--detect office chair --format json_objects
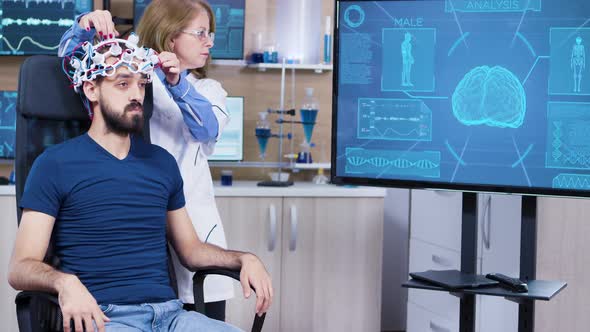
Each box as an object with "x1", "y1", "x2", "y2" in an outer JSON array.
[{"x1": 14, "y1": 55, "x2": 265, "y2": 332}]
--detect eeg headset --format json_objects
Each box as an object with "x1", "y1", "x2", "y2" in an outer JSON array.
[{"x1": 63, "y1": 33, "x2": 160, "y2": 118}]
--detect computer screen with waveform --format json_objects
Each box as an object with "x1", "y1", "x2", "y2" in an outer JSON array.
[
  {"x1": 0, "y1": 91, "x2": 16, "y2": 159},
  {"x1": 134, "y1": 0, "x2": 245, "y2": 60},
  {"x1": 0, "y1": 0, "x2": 93, "y2": 55},
  {"x1": 332, "y1": 0, "x2": 590, "y2": 197}
]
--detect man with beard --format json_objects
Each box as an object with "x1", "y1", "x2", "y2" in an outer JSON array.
[{"x1": 8, "y1": 38, "x2": 272, "y2": 332}]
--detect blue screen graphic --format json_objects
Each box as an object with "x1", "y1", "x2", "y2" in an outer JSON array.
[
  {"x1": 0, "y1": 0, "x2": 93, "y2": 55},
  {"x1": 0, "y1": 91, "x2": 16, "y2": 159},
  {"x1": 134, "y1": 0, "x2": 245, "y2": 59},
  {"x1": 208, "y1": 96, "x2": 244, "y2": 161},
  {"x1": 334, "y1": 0, "x2": 590, "y2": 195}
]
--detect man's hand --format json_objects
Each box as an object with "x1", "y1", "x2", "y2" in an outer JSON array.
[
  {"x1": 239, "y1": 253, "x2": 273, "y2": 316},
  {"x1": 159, "y1": 52, "x2": 181, "y2": 86},
  {"x1": 57, "y1": 275, "x2": 110, "y2": 332},
  {"x1": 79, "y1": 10, "x2": 119, "y2": 39}
]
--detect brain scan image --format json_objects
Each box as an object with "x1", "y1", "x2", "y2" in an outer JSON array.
[{"x1": 452, "y1": 66, "x2": 527, "y2": 129}]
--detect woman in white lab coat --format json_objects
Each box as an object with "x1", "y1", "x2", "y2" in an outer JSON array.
[{"x1": 58, "y1": 0, "x2": 235, "y2": 321}]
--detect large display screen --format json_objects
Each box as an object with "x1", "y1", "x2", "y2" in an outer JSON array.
[
  {"x1": 0, "y1": 0, "x2": 93, "y2": 55},
  {"x1": 332, "y1": 0, "x2": 590, "y2": 197},
  {"x1": 134, "y1": 0, "x2": 245, "y2": 59},
  {"x1": 0, "y1": 91, "x2": 16, "y2": 159},
  {"x1": 208, "y1": 96, "x2": 244, "y2": 161}
]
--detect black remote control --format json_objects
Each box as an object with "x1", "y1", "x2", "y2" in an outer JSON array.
[{"x1": 486, "y1": 273, "x2": 528, "y2": 293}]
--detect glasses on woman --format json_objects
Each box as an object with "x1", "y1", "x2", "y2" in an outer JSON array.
[{"x1": 182, "y1": 28, "x2": 215, "y2": 43}]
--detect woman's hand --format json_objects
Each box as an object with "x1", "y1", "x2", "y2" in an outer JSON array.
[
  {"x1": 79, "y1": 10, "x2": 120, "y2": 39},
  {"x1": 159, "y1": 52, "x2": 182, "y2": 86}
]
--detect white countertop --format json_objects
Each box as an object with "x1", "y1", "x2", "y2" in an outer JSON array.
[
  {"x1": 213, "y1": 181, "x2": 386, "y2": 197},
  {"x1": 0, "y1": 182, "x2": 386, "y2": 198},
  {"x1": 0, "y1": 185, "x2": 14, "y2": 196}
]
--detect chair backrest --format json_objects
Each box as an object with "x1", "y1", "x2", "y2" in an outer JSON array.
[{"x1": 15, "y1": 55, "x2": 154, "y2": 222}]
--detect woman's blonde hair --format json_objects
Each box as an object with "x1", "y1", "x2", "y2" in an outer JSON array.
[{"x1": 136, "y1": 0, "x2": 215, "y2": 79}]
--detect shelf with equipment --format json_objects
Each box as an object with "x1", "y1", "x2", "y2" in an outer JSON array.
[{"x1": 246, "y1": 63, "x2": 333, "y2": 73}]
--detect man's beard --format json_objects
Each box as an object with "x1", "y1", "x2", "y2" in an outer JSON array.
[{"x1": 99, "y1": 97, "x2": 144, "y2": 136}]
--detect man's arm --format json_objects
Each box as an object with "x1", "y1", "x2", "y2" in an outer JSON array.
[
  {"x1": 8, "y1": 210, "x2": 109, "y2": 332},
  {"x1": 9, "y1": 210, "x2": 63, "y2": 291},
  {"x1": 167, "y1": 207, "x2": 273, "y2": 315}
]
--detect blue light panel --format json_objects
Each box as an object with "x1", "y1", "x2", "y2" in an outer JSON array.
[
  {"x1": 0, "y1": 0, "x2": 93, "y2": 55},
  {"x1": 333, "y1": 0, "x2": 590, "y2": 196}
]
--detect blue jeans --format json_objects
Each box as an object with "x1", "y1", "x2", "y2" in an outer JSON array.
[{"x1": 97, "y1": 299, "x2": 242, "y2": 331}]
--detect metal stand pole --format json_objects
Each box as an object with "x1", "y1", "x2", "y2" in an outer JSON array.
[{"x1": 460, "y1": 192, "x2": 478, "y2": 332}]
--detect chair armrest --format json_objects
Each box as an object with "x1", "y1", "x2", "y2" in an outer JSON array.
[
  {"x1": 192, "y1": 267, "x2": 240, "y2": 311},
  {"x1": 16, "y1": 290, "x2": 60, "y2": 306},
  {"x1": 16, "y1": 291, "x2": 63, "y2": 332},
  {"x1": 194, "y1": 267, "x2": 241, "y2": 281},
  {"x1": 192, "y1": 267, "x2": 266, "y2": 332}
]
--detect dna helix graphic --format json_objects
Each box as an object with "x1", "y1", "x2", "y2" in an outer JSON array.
[
  {"x1": 346, "y1": 155, "x2": 439, "y2": 170},
  {"x1": 553, "y1": 174, "x2": 590, "y2": 190},
  {"x1": 562, "y1": 150, "x2": 590, "y2": 167}
]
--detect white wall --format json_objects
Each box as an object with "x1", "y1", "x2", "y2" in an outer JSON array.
[{"x1": 0, "y1": 194, "x2": 19, "y2": 331}]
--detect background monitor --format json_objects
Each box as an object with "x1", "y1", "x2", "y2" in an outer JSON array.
[
  {"x1": 134, "y1": 0, "x2": 245, "y2": 59},
  {"x1": 208, "y1": 96, "x2": 244, "y2": 161},
  {"x1": 332, "y1": 0, "x2": 590, "y2": 197},
  {"x1": 0, "y1": 91, "x2": 16, "y2": 159},
  {"x1": 0, "y1": 0, "x2": 93, "y2": 55}
]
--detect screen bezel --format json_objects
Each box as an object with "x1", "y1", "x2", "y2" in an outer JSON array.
[
  {"x1": 208, "y1": 96, "x2": 245, "y2": 162},
  {"x1": 330, "y1": 0, "x2": 590, "y2": 198},
  {"x1": 0, "y1": 1, "x2": 94, "y2": 56},
  {"x1": 132, "y1": 0, "x2": 246, "y2": 60}
]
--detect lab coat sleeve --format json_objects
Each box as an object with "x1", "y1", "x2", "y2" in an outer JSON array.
[
  {"x1": 166, "y1": 73, "x2": 220, "y2": 143},
  {"x1": 201, "y1": 80, "x2": 230, "y2": 156},
  {"x1": 58, "y1": 13, "x2": 95, "y2": 57}
]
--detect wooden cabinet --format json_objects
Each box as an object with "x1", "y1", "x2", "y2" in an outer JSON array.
[
  {"x1": 217, "y1": 195, "x2": 384, "y2": 332},
  {"x1": 216, "y1": 197, "x2": 283, "y2": 331}
]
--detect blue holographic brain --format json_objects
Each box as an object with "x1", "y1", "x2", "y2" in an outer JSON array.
[{"x1": 452, "y1": 66, "x2": 526, "y2": 129}]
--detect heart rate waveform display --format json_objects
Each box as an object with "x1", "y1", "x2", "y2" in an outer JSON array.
[
  {"x1": 357, "y1": 98, "x2": 432, "y2": 141},
  {"x1": 333, "y1": 1, "x2": 590, "y2": 197},
  {"x1": 0, "y1": 0, "x2": 92, "y2": 55}
]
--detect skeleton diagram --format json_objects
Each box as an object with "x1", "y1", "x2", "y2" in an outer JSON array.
[{"x1": 571, "y1": 36, "x2": 586, "y2": 93}]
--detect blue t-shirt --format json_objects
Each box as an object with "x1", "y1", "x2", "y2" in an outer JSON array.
[{"x1": 20, "y1": 133, "x2": 185, "y2": 305}]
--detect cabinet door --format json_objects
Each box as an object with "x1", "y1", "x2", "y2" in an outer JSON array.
[
  {"x1": 216, "y1": 197, "x2": 282, "y2": 331},
  {"x1": 280, "y1": 197, "x2": 384, "y2": 332},
  {"x1": 411, "y1": 190, "x2": 463, "y2": 253},
  {"x1": 476, "y1": 194, "x2": 521, "y2": 332},
  {"x1": 408, "y1": 238, "x2": 460, "y2": 320},
  {"x1": 407, "y1": 301, "x2": 458, "y2": 332}
]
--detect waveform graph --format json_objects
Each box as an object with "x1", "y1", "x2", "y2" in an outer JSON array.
[
  {"x1": 0, "y1": 0, "x2": 92, "y2": 55},
  {"x1": 345, "y1": 147, "x2": 440, "y2": 178},
  {"x1": 0, "y1": 91, "x2": 17, "y2": 159},
  {"x1": 553, "y1": 174, "x2": 590, "y2": 190},
  {"x1": 3, "y1": 0, "x2": 77, "y2": 10},
  {"x1": 546, "y1": 102, "x2": 590, "y2": 170},
  {"x1": 357, "y1": 98, "x2": 432, "y2": 141}
]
